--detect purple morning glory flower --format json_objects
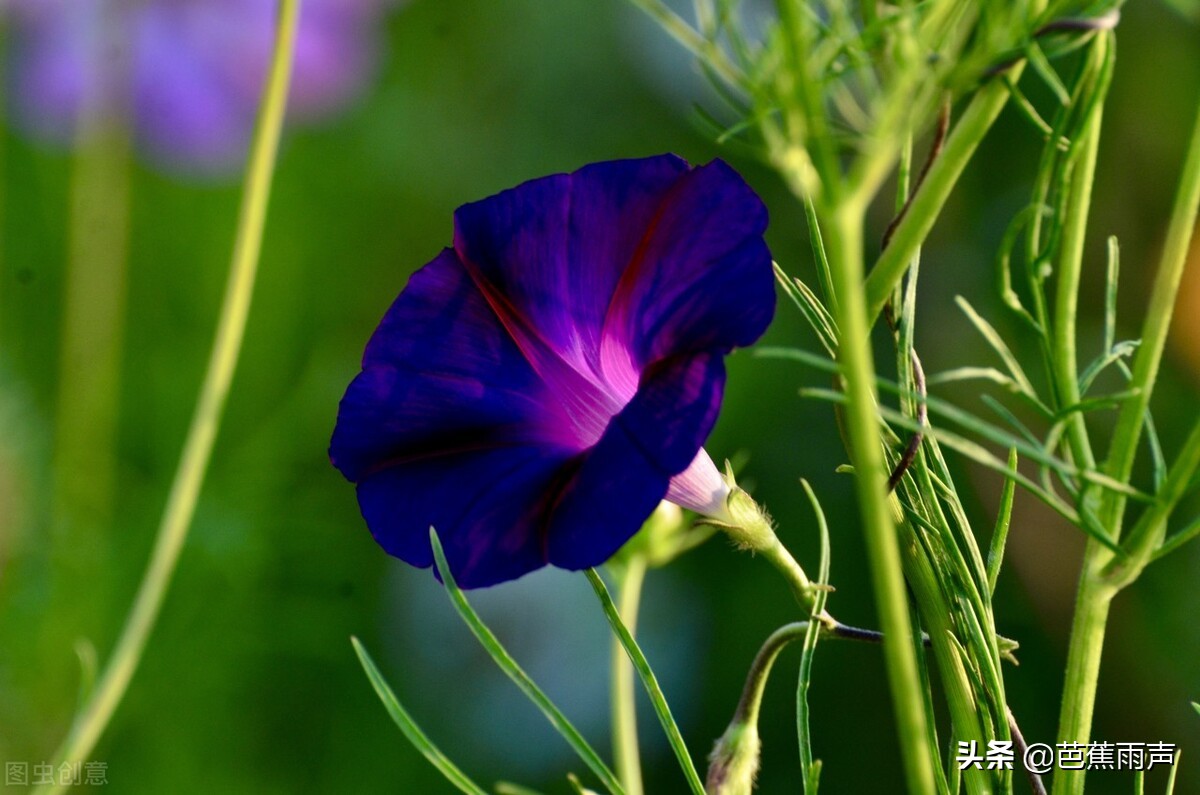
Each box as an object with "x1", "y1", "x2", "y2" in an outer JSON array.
[
  {"x1": 6, "y1": 0, "x2": 387, "y2": 176},
  {"x1": 330, "y1": 155, "x2": 775, "y2": 588}
]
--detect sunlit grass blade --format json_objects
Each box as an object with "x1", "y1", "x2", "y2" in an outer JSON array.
[
  {"x1": 797, "y1": 479, "x2": 829, "y2": 794},
  {"x1": 429, "y1": 530, "x2": 625, "y2": 795},
  {"x1": 350, "y1": 637, "x2": 488, "y2": 795},
  {"x1": 584, "y1": 569, "x2": 705, "y2": 795},
  {"x1": 987, "y1": 449, "x2": 1018, "y2": 594}
]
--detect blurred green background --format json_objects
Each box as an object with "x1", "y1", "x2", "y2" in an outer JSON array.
[{"x1": 1, "y1": 1, "x2": 1199, "y2": 792}]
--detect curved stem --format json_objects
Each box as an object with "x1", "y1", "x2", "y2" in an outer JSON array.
[
  {"x1": 33, "y1": 3, "x2": 301, "y2": 790},
  {"x1": 612, "y1": 558, "x2": 647, "y2": 795}
]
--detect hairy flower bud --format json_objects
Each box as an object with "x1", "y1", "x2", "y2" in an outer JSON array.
[{"x1": 706, "y1": 721, "x2": 762, "y2": 795}]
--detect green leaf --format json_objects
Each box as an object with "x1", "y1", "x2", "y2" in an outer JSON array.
[
  {"x1": 774, "y1": 262, "x2": 838, "y2": 357},
  {"x1": 986, "y1": 449, "x2": 1018, "y2": 594},
  {"x1": 429, "y1": 530, "x2": 626, "y2": 795},
  {"x1": 350, "y1": 637, "x2": 488, "y2": 795},
  {"x1": 584, "y1": 569, "x2": 705, "y2": 795}
]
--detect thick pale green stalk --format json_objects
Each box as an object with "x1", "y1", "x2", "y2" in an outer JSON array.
[
  {"x1": 33, "y1": 3, "x2": 301, "y2": 790},
  {"x1": 864, "y1": 78, "x2": 1018, "y2": 325},
  {"x1": 612, "y1": 559, "x2": 647, "y2": 795},
  {"x1": 1053, "y1": 91, "x2": 1200, "y2": 795},
  {"x1": 823, "y1": 204, "x2": 937, "y2": 794}
]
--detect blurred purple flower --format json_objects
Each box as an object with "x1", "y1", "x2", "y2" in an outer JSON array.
[
  {"x1": 6, "y1": 0, "x2": 388, "y2": 176},
  {"x1": 330, "y1": 155, "x2": 775, "y2": 588}
]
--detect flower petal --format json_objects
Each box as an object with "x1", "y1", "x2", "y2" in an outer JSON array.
[
  {"x1": 356, "y1": 446, "x2": 572, "y2": 588},
  {"x1": 546, "y1": 352, "x2": 726, "y2": 569},
  {"x1": 331, "y1": 248, "x2": 573, "y2": 482},
  {"x1": 601, "y1": 159, "x2": 775, "y2": 366},
  {"x1": 452, "y1": 154, "x2": 690, "y2": 392}
]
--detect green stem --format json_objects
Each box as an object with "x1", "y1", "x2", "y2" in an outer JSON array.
[
  {"x1": 735, "y1": 622, "x2": 810, "y2": 725},
  {"x1": 1053, "y1": 71, "x2": 1200, "y2": 795},
  {"x1": 1050, "y1": 567, "x2": 1116, "y2": 795},
  {"x1": 612, "y1": 558, "x2": 647, "y2": 795},
  {"x1": 33, "y1": 3, "x2": 300, "y2": 790},
  {"x1": 864, "y1": 78, "x2": 1018, "y2": 325},
  {"x1": 1100, "y1": 94, "x2": 1200, "y2": 533},
  {"x1": 1110, "y1": 418, "x2": 1200, "y2": 582},
  {"x1": 823, "y1": 204, "x2": 937, "y2": 794}
]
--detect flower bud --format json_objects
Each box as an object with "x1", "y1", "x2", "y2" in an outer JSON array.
[{"x1": 706, "y1": 721, "x2": 762, "y2": 795}]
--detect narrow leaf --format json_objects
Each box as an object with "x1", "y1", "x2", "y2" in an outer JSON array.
[
  {"x1": 429, "y1": 530, "x2": 625, "y2": 795},
  {"x1": 955, "y1": 296, "x2": 1043, "y2": 409},
  {"x1": 351, "y1": 637, "x2": 488, "y2": 795},
  {"x1": 987, "y1": 449, "x2": 1018, "y2": 594},
  {"x1": 584, "y1": 569, "x2": 705, "y2": 795}
]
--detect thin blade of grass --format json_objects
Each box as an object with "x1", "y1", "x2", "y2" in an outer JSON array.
[
  {"x1": 584, "y1": 569, "x2": 704, "y2": 795},
  {"x1": 429, "y1": 530, "x2": 625, "y2": 795},
  {"x1": 351, "y1": 637, "x2": 488, "y2": 795},
  {"x1": 987, "y1": 449, "x2": 1019, "y2": 594}
]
